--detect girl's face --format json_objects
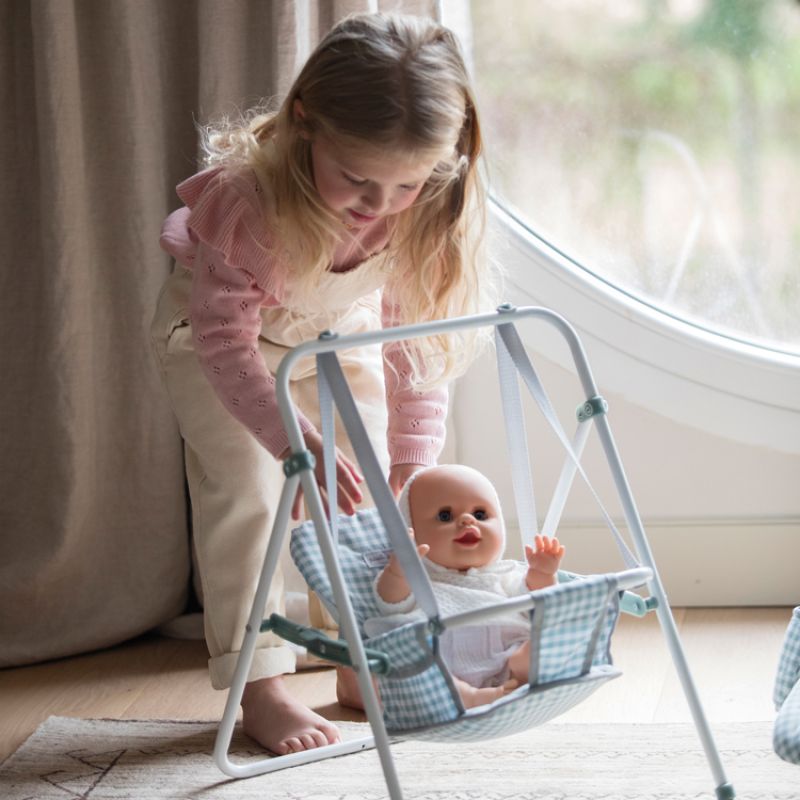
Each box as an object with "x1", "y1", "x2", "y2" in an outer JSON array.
[
  {"x1": 408, "y1": 466, "x2": 505, "y2": 572},
  {"x1": 307, "y1": 131, "x2": 442, "y2": 228}
]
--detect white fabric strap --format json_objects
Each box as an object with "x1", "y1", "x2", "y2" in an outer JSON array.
[
  {"x1": 316, "y1": 352, "x2": 442, "y2": 621},
  {"x1": 317, "y1": 359, "x2": 339, "y2": 545},
  {"x1": 541, "y1": 421, "x2": 592, "y2": 539},
  {"x1": 495, "y1": 328, "x2": 539, "y2": 551},
  {"x1": 496, "y1": 324, "x2": 640, "y2": 569}
]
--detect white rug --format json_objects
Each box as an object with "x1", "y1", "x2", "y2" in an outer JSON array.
[{"x1": 0, "y1": 717, "x2": 796, "y2": 799}]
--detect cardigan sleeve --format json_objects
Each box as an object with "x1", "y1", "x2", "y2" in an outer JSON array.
[
  {"x1": 160, "y1": 166, "x2": 314, "y2": 456},
  {"x1": 381, "y1": 292, "x2": 449, "y2": 467},
  {"x1": 188, "y1": 242, "x2": 315, "y2": 457},
  {"x1": 160, "y1": 166, "x2": 286, "y2": 302}
]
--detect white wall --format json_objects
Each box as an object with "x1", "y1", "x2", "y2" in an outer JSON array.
[{"x1": 445, "y1": 206, "x2": 800, "y2": 606}]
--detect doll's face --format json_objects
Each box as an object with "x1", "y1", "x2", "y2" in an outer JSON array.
[{"x1": 408, "y1": 465, "x2": 505, "y2": 572}]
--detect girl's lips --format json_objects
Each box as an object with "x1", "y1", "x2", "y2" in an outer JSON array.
[{"x1": 348, "y1": 209, "x2": 377, "y2": 224}]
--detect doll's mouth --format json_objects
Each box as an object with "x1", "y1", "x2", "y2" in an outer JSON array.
[{"x1": 454, "y1": 530, "x2": 481, "y2": 545}]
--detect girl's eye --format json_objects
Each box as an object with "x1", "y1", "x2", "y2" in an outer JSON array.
[
  {"x1": 400, "y1": 183, "x2": 419, "y2": 192},
  {"x1": 473, "y1": 509, "x2": 488, "y2": 520},
  {"x1": 343, "y1": 173, "x2": 367, "y2": 186},
  {"x1": 437, "y1": 509, "x2": 453, "y2": 522}
]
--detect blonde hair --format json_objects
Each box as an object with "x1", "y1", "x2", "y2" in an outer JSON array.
[{"x1": 200, "y1": 12, "x2": 499, "y2": 387}]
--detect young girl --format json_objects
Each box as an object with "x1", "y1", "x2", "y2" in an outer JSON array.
[{"x1": 150, "y1": 12, "x2": 496, "y2": 756}]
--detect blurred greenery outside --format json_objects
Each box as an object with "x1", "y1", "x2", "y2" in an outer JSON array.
[{"x1": 470, "y1": 0, "x2": 799, "y2": 353}]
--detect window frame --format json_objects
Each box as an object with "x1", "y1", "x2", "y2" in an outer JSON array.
[{"x1": 490, "y1": 197, "x2": 800, "y2": 456}]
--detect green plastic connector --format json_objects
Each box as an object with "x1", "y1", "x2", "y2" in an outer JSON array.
[
  {"x1": 282, "y1": 449, "x2": 316, "y2": 478},
  {"x1": 620, "y1": 592, "x2": 659, "y2": 617},
  {"x1": 261, "y1": 614, "x2": 390, "y2": 675},
  {"x1": 557, "y1": 570, "x2": 656, "y2": 618},
  {"x1": 715, "y1": 782, "x2": 736, "y2": 800},
  {"x1": 577, "y1": 396, "x2": 608, "y2": 422}
]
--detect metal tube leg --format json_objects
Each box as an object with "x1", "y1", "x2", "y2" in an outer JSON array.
[
  {"x1": 592, "y1": 415, "x2": 735, "y2": 797},
  {"x1": 214, "y1": 474, "x2": 297, "y2": 777},
  {"x1": 300, "y1": 470, "x2": 405, "y2": 799},
  {"x1": 213, "y1": 472, "x2": 379, "y2": 778}
]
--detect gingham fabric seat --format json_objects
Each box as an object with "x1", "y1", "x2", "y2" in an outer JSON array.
[
  {"x1": 773, "y1": 606, "x2": 800, "y2": 765},
  {"x1": 291, "y1": 507, "x2": 623, "y2": 740}
]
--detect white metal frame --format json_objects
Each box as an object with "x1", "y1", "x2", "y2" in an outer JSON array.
[{"x1": 212, "y1": 305, "x2": 735, "y2": 800}]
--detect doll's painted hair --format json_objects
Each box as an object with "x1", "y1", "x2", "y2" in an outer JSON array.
[{"x1": 200, "y1": 12, "x2": 499, "y2": 387}]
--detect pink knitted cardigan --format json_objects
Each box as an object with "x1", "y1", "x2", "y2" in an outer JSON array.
[{"x1": 159, "y1": 166, "x2": 447, "y2": 466}]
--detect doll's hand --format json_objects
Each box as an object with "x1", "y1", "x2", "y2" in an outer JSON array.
[
  {"x1": 384, "y1": 528, "x2": 429, "y2": 578},
  {"x1": 388, "y1": 463, "x2": 425, "y2": 497},
  {"x1": 525, "y1": 535, "x2": 565, "y2": 590},
  {"x1": 377, "y1": 528, "x2": 428, "y2": 604},
  {"x1": 410, "y1": 526, "x2": 431, "y2": 560}
]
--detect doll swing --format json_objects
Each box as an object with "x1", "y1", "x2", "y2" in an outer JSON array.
[{"x1": 213, "y1": 304, "x2": 736, "y2": 800}]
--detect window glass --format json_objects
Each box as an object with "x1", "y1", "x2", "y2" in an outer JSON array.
[{"x1": 470, "y1": 0, "x2": 800, "y2": 354}]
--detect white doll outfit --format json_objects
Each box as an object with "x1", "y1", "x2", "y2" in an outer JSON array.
[
  {"x1": 369, "y1": 465, "x2": 525, "y2": 687},
  {"x1": 365, "y1": 557, "x2": 531, "y2": 688}
]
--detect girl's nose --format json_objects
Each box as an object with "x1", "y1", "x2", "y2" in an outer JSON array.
[{"x1": 361, "y1": 185, "x2": 387, "y2": 213}]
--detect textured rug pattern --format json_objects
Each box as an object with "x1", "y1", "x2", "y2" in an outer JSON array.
[{"x1": 0, "y1": 717, "x2": 796, "y2": 799}]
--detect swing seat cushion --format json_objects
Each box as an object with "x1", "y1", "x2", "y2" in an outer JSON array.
[
  {"x1": 290, "y1": 508, "x2": 624, "y2": 739},
  {"x1": 362, "y1": 586, "x2": 621, "y2": 739},
  {"x1": 290, "y1": 508, "x2": 392, "y2": 633},
  {"x1": 773, "y1": 606, "x2": 800, "y2": 765}
]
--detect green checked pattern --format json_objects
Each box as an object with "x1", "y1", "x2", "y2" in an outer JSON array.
[
  {"x1": 290, "y1": 507, "x2": 623, "y2": 740},
  {"x1": 774, "y1": 606, "x2": 800, "y2": 765}
]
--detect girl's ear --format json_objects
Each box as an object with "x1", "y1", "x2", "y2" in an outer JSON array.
[{"x1": 293, "y1": 99, "x2": 312, "y2": 140}]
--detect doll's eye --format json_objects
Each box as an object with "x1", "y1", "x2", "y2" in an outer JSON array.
[
  {"x1": 473, "y1": 508, "x2": 488, "y2": 520},
  {"x1": 437, "y1": 509, "x2": 453, "y2": 522}
]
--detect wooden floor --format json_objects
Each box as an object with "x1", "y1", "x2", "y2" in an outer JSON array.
[{"x1": 0, "y1": 607, "x2": 790, "y2": 765}]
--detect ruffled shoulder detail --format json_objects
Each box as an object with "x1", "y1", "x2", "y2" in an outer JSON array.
[{"x1": 175, "y1": 166, "x2": 286, "y2": 300}]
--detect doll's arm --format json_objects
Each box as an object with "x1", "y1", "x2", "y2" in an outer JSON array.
[
  {"x1": 375, "y1": 529, "x2": 430, "y2": 605},
  {"x1": 524, "y1": 535, "x2": 565, "y2": 591}
]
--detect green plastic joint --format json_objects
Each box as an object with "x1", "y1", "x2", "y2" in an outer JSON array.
[
  {"x1": 619, "y1": 592, "x2": 658, "y2": 617},
  {"x1": 428, "y1": 615, "x2": 446, "y2": 637},
  {"x1": 261, "y1": 614, "x2": 390, "y2": 675},
  {"x1": 577, "y1": 396, "x2": 608, "y2": 422},
  {"x1": 715, "y1": 783, "x2": 736, "y2": 800},
  {"x1": 282, "y1": 449, "x2": 316, "y2": 478},
  {"x1": 497, "y1": 302, "x2": 516, "y2": 313}
]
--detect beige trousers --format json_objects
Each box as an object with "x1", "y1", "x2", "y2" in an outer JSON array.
[{"x1": 150, "y1": 266, "x2": 389, "y2": 689}]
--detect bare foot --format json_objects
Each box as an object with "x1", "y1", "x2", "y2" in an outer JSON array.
[
  {"x1": 455, "y1": 677, "x2": 519, "y2": 709},
  {"x1": 241, "y1": 675, "x2": 341, "y2": 755},
  {"x1": 335, "y1": 665, "x2": 381, "y2": 711}
]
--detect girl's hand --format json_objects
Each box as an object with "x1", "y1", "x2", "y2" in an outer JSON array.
[
  {"x1": 281, "y1": 429, "x2": 364, "y2": 520},
  {"x1": 388, "y1": 463, "x2": 425, "y2": 497}
]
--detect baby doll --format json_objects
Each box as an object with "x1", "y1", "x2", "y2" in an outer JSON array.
[{"x1": 370, "y1": 464, "x2": 565, "y2": 709}]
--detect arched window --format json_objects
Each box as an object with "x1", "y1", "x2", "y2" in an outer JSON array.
[
  {"x1": 469, "y1": 0, "x2": 799, "y2": 356},
  {"x1": 444, "y1": 1, "x2": 800, "y2": 604}
]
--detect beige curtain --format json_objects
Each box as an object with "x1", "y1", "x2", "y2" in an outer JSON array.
[{"x1": 0, "y1": 0, "x2": 435, "y2": 668}]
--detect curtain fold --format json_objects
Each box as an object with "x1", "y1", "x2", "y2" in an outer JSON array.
[{"x1": 0, "y1": 0, "x2": 436, "y2": 668}]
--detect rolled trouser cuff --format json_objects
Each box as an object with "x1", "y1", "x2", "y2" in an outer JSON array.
[{"x1": 209, "y1": 643, "x2": 297, "y2": 690}]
